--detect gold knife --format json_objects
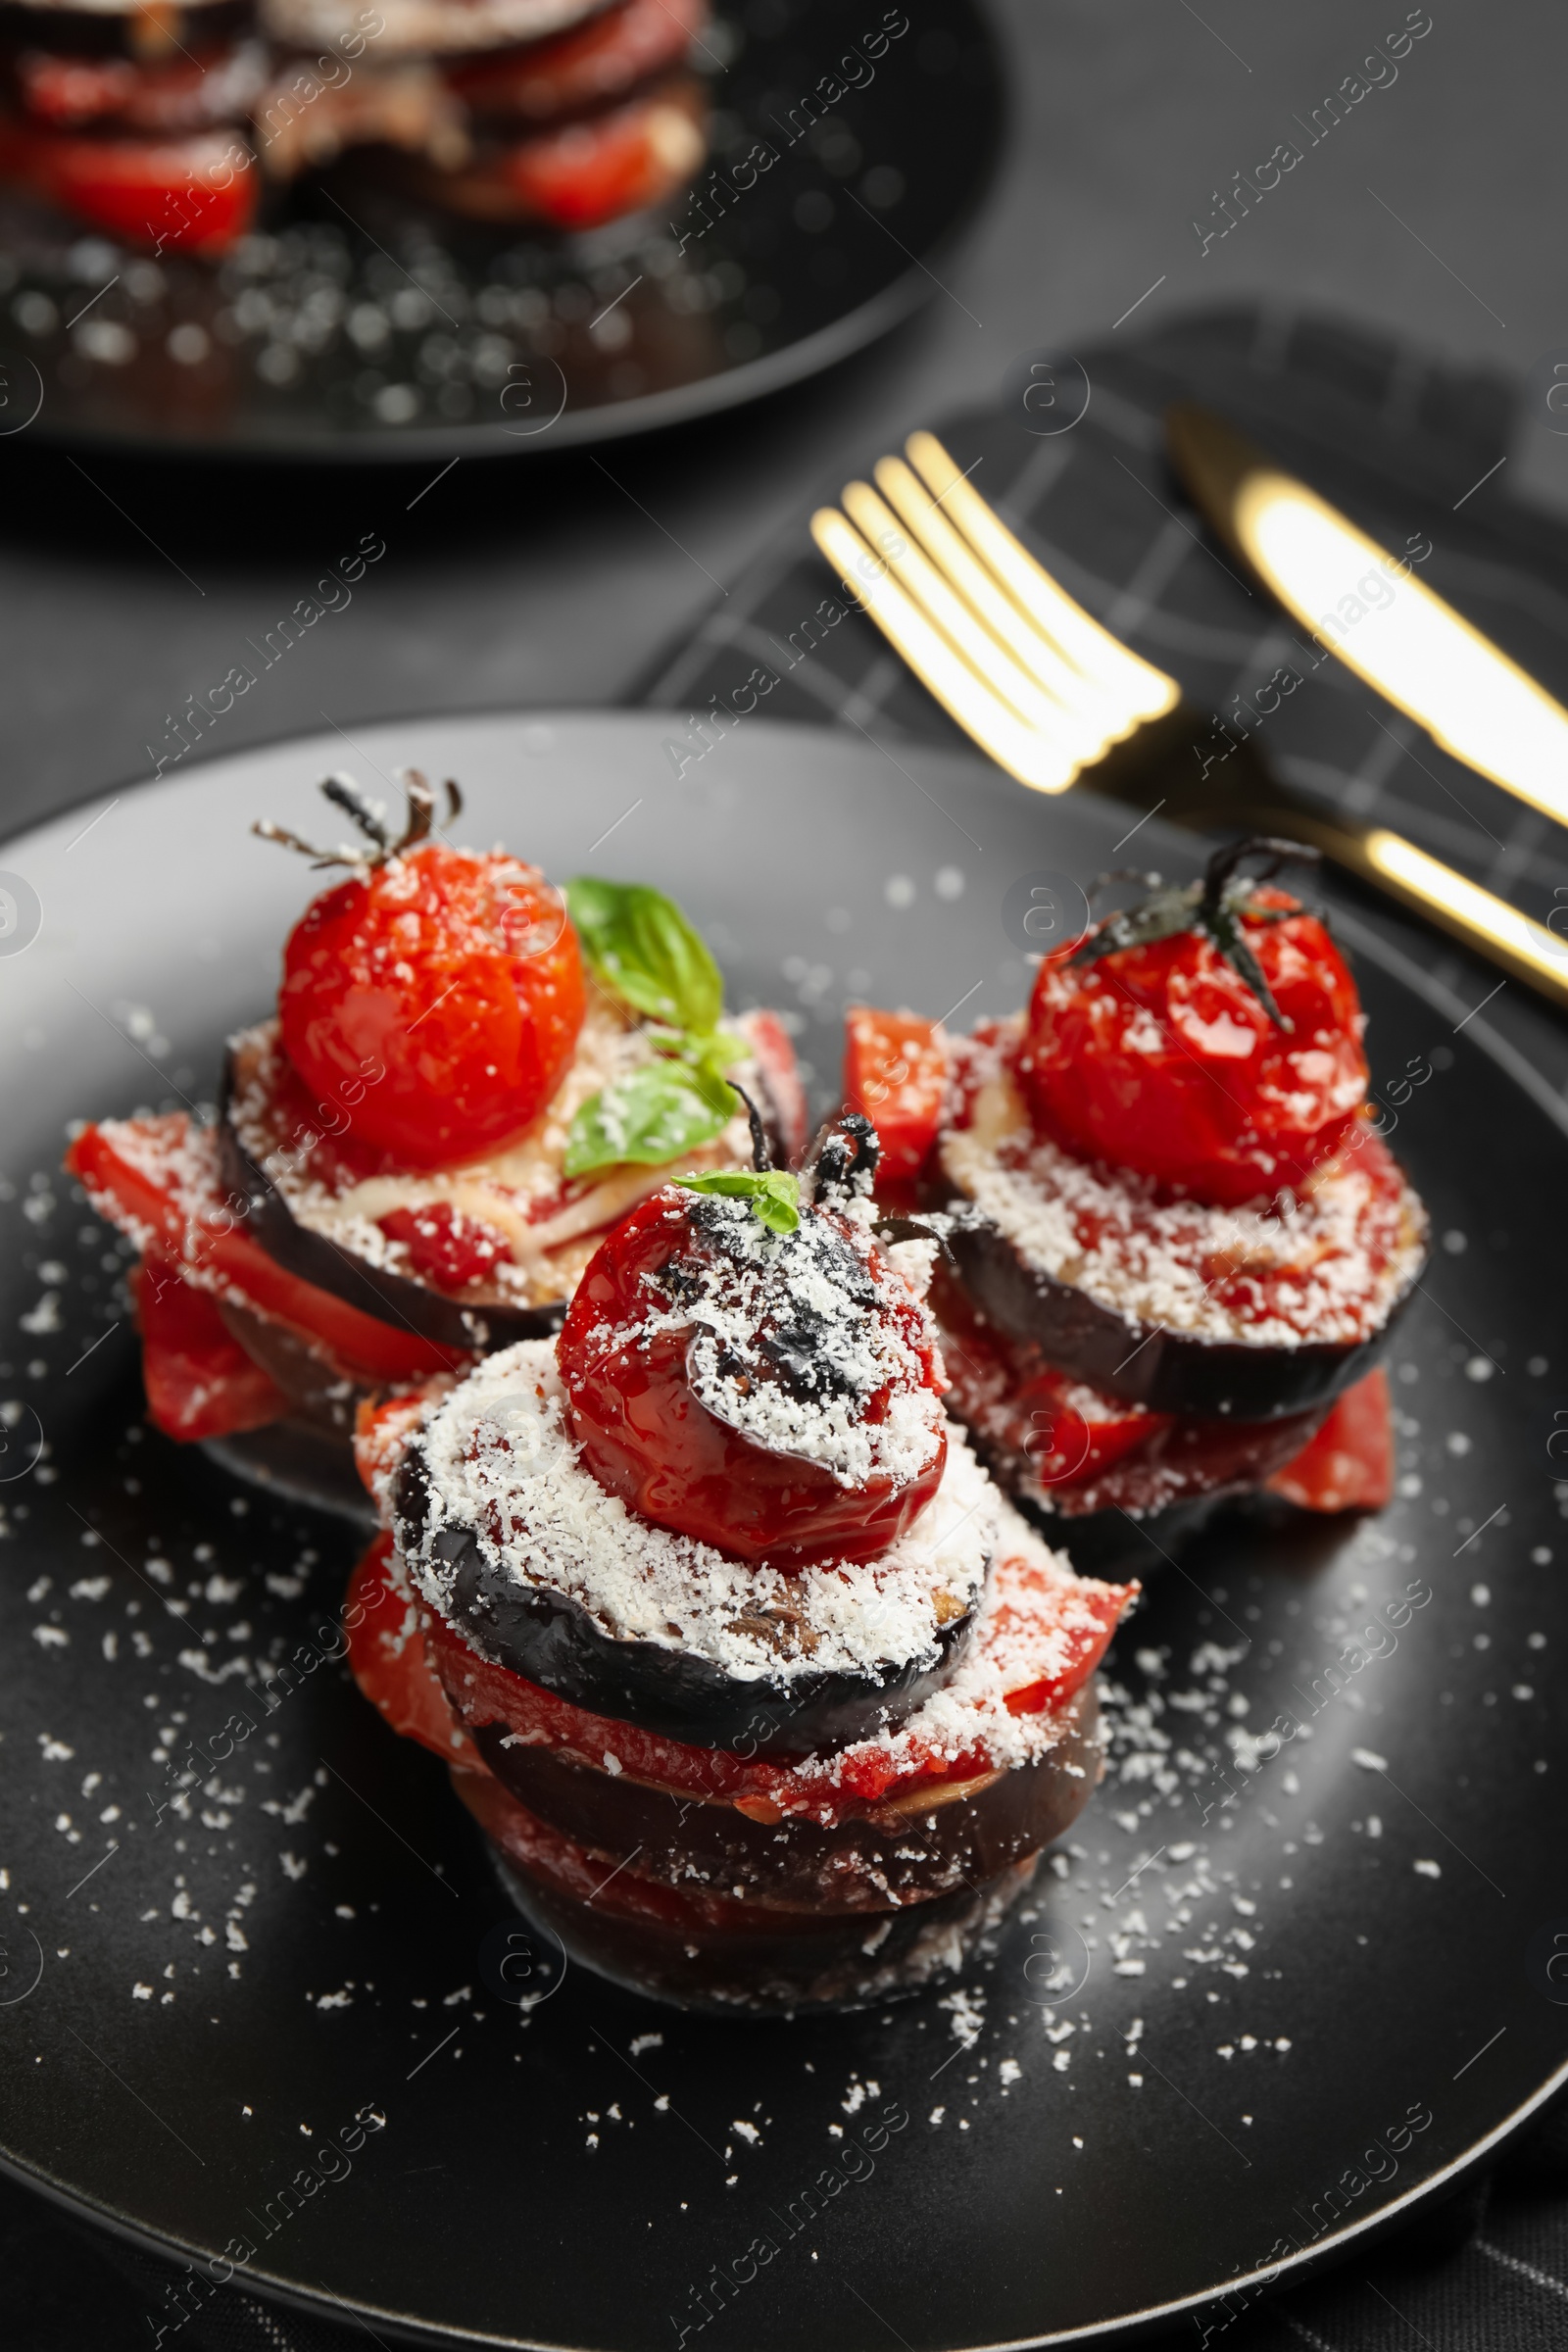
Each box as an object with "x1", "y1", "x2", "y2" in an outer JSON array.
[{"x1": 1165, "y1": 402, "x2": 1568, "y2": 830}]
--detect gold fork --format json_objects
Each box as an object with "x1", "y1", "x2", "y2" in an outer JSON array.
[{"x1": 810, "y1": 431, "x2": 1568, "y2": 1013}]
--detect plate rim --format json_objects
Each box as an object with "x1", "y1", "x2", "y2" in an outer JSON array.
[
  {"x1": 7, "y1": 702, "x2": 1557, "y2": 1152},
  {"x1": 2, "y1": 704, "x2": 1564, "y2": 2348},
  {"x1": 3, "y1": 2054, "x2": 1564, "y2": 2351}
]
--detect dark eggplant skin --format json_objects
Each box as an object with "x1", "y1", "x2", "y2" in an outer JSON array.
[
  {"x1": 933, "y1": 1193, "x2": 1422, "y2": 1421},
  {"x1": 466, "y1": 1777, "x2": 1044, "y2": 2015},
  {"x1": 0, "y1": 0, "x2": 251, "y2": 53},
  {"x1": 488, "y1": 1846, "x2": 1039, "y2": 2016},
  {"x1": 218, "y1": 1050, "x2": 563, "y2": 1353},
  {"x1": 201, "y1": 1422, "x2": 377, "y2": 1527},
  {"x1": 395, "y1": 1448, "x2": 980, "y2": 1753},
  {"x1": 1010, "y1": 1488, "x2": 1227, "y2": 1581},
  {"x1": 474, "y1": 1683, "x2": 1099, "y2": 1912}
]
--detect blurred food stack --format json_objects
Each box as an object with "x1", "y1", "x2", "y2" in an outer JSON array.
[
  {"x1": 0, "y1": 0, "x2": 711, "y2": 256},
  {"x1": 256, "y1": 0, "x2": 710, "y2": 230},
  {"x1": 0, "y1": 0, "x2": 266, "y2": 252}
]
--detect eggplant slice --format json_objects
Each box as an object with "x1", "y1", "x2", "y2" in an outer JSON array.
[
  {"x1": 939, "y1": 1203, "x2": 1417, "y2": 1419},
  {"x1": 474, "y1": 1682, "x2": 1100, "y2": 1911},
  {"x1": 398, "y1": 1447, "x2": 983, "y2": 1752},
  {"x1": 466, "y1": 1777, "x2": 1048, "y2": 2016},
  {"x1": 217, "y1": 1016, "x2": 802, "y2": 1357},
  {"x1": 218, "y1": 1054, "x2": 564, "y2": 1353},
  {"x1": 203, "y1": 1422, "x2": 377, "y2": 1526}
]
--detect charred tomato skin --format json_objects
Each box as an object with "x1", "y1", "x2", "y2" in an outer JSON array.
[
  {"x1": 557, "y1": 1191, "x2": 947, "y2": 1567},
  {"x1": 1021, "y1": 885, "x2": 1368, "y2": 1205},
  {"x1": 278, "y1": 843, "x2": 585, "y2": 1170}
]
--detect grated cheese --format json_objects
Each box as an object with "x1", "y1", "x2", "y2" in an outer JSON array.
[
  {"x1": 226, "y1": 1008, "x2": 779, "y2": 1311},
  {"x1": 941, "y1": 1048, "x2": 1425, "y2": 1349},
  {"x1": 402, "y1": 1342, "x2": 994, "y2": 1686}
]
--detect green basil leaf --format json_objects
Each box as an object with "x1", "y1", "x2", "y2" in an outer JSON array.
[
  {"x1": 676, "y1": 1169, "x2": 801, "y2": 1236},
  {"x1": 653, "y1": 1030, "x2": 747, "y2": 1091},
  {"x1": 564, "y1": 1062, "x2": 732, "y2": 1178},
  {"x1": 565, "y1": 877, "x2": 725, "y2": 1034}
]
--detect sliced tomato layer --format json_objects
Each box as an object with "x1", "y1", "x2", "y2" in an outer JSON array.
[
  {"x1": 0, "y1": 121, "x2": 256, "y2": 252},
  {"x1": 1267, "y1": 1367, "x2": 1394, "y2": 1512},
  {"x1": 16, "y1": 44, "x2": 263, "y2": 135},
  {"x1": 844, "y1": 1006, "x2": 949, "y2": 1185},
  {"x1": 420, "y1": 1541, "x2": 1130, "y2": 1821},
  {"x1": 445, "y1": 0, "x2": 708, "y2": 122},
  {"x1": 133, "y1": 1250, "x2": 289, "y2": 1442},
  {"x1": 934, "y1": 1275, "x2": 1324, "y2": 1515},
  {"x1": 345, "y1": 1533, "x2": 483, "y2": 1767},
  {"x1": 441, "y1": 85, "x2": 704, "y2": 228},
  {"x1": 66, "y1": 1114, "x2": 465, "y2": 1387}
]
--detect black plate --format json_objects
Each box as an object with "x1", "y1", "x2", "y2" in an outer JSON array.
[
  {"x1": 1, "y1": 712, "x2": 1565, "y2": 2348},
  {"x1": 1, "y1": 0, "x2": 1002, "y2": 463}
]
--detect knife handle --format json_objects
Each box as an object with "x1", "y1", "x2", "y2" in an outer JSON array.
[{"x1": 1082, "y1": 708, "x2": 1568, "y2": 1017}]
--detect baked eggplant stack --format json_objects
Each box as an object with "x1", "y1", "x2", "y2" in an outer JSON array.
[
  {"x1": 65, "y1": 770, "x2": 804, "y2": 1503},
  {"x1": 842, "y1": 841, "x2": 1426, "y2": 1573},
  {"x1": 345, "y1": 1113, "x2": 1134, "y2": 2013},
  {"x1": 255, "y1": 0, "x2": 710, "y2": 232},
  {"x1": 0, "y1": 0, "x2": 266, "y2": 251}
]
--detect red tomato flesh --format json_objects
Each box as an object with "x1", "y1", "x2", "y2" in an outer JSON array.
[
  {"x1": 16, "y1": 44, "x2": 254, "y2": 133},
  {"x1": 345, "y1": 1533, "x2": 483, "y2": 1767},
  {"x1": 843, "y1": 1006, "x2": 949, "y2": 1184},
  {"x1": 278, "y1": 845, "x2": 584, "y2": 1172},
  {"x1": 1266, "y1": 1366, "x2": 1394, "y2": 1512},
  {"x1": 0, "y1": 121, "x2": 255, "y2": 252},
  {"x1": 484, "y1": 88, "x2": 702, "y2": 229},
  {"x1": 133, "y1": 1250, "x2": 289, "y2": 1441},
  {"x1": 933, "y1": 1275, "x2": 1327, "y2": 1515},
  {"x1": 557, "y1": 1190, "x2": 947, "y2": 1566},
  {"x1": 1023, "y1": 886, "x2": 1369, "y2": 1205},
  {"x1": 376, "y1": 1201, "x2": 511, "y2": 1290},
  {"x1": 66, "y1": 1114, "x2": 464, "y2": 1386}
]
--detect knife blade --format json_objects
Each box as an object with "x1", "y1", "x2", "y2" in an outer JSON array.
[{"x1": 1165, "y1": 403, "x2": 1568, "y2": 831}]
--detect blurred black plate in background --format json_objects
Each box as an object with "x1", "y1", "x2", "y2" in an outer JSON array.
[{"x1": 1, "y1": 0, "x2": 1003, "y2": 461}]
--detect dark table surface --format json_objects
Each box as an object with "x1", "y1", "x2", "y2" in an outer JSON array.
[
  {"x1": 7, "y1": 5, "x2": 1568, "y2": 2349},
  {"x1": 6, "y1": 0, "x2": 1568, "y2": 842}
]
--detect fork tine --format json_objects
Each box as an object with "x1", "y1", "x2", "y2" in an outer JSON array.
[
  {"x1": 810, "y1": 506, "x2": 1081, "y2": 794},
  {"x1": 870, "y1": 454, "x2": 1135, "y2": 739},
  {"x1": 905, "y1": 431, "x2": 1180, "y2": 723},
  {"x1": 839, "y1": 477, "x2": 1105, "y2": 763}
]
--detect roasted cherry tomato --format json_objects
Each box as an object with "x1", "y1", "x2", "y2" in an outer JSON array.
[
  {"x1": 1267, "y1": 1366, "x2": 1394, "y2": 1512},
  {"x1": 133, "y1": 1250, "x2": 288, "y2": 1441},
  {"x1": 557, "y1": 1182, "x2": 947, "y2": 1567},
  {"x1": 843, "y1": 1006, "x2": 949, "y2": 1185},
  {"x1": 0, "y1": 122, "x2": 255, "y2": 252},
  {"x1": 1022, "y1": 854, "x2": 1367, "y2": 1205},
  {"x1": 444, "y1": 0, "x2": 707, "y2": 120},
  {"x1": 278, "y1": 843, "x2": 585, "y2": 1171}
]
